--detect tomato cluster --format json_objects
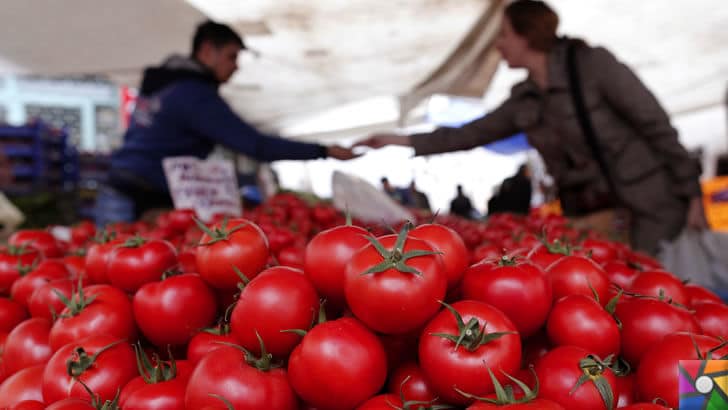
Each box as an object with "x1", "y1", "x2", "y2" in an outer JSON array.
[{"x1": 0, "y1": 194, "x2": 725, "y2": 410}]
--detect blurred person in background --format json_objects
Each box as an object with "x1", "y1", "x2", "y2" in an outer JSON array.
[
  {"x1": 102, "y1": 20, "x2": 355, "y2": 223},
  {"x1": 357, "y1": 0, "x2": 705, "y2": 254},
  {"x1": 450, "y1": 184, "x2": 475, "y2": 219},
  {"x1": 488, "y1": 163, "x2": 532, "y2": 216},
  {"x1": 409, "y1": 180, "x2": 431, "y2": 212}
]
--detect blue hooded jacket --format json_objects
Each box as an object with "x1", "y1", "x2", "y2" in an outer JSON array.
[{"x1": 110, "y1": 56, "x2": 327, "y2": 191}]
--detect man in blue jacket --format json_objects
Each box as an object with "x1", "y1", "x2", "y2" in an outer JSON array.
[{"x1": 105, "y1": 20, "x2": 355, "y2": 221}]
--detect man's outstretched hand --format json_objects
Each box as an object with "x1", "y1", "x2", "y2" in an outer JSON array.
[
  {"x1": 326, "y1": 145, "x2": 360, "y2": 160},
  {"x1": 353, "y1": 133, "x2": 410, "y2": 149}
]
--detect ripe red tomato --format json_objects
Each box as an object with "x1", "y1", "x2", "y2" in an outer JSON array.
[
  {"x1": 276, "y1": 245, "x2": 305, "y2": 270},
  {"x1": 231, "y1": 266, "x2": 319, "y2": 357},
  {"x1": 288, "y1": 317, "x2": 387, "y2": 410},
  {"x1": 9, "y1": 229, "x2": 63, "y2": 258},
  {"x1": 546, "y1": 294, "x2": 620, "y2": 358},
  {"x1": 692, "y1": 301, "x2": 728, "y2": 338},
  {"x1": 166, "y1": 209, "x2": 197, "y2": 234},
  {"x1": 355, "y1": 394, "x2": 404, "y2": 409},
  {"x1": 27, "y1": 278, "x2": 74, "y2": 321},
  {"x1": 177, "y1": 247, "x2": 198, "y2": 273},
  {"x1": 345, "y1": 231, "x2": 446, "y2": 334},
  {"x1": 685, "y1": 284, "x2": 723, "y2": 306},
  {"x1": 637, "y1": 332, "x2": 728, "y2": 408},
  {"x1": 471, "y1": 243, "x2": 502, "y2": 265},
  {"x1": 628, "y1": 270, "x2": 688, "y2": 306},
  {"x1": 418, "y1": 300, "x2": 521, "y2": 405},
  {"x1": 387, "y1": 362, "x2": 438, "y2": 404},
  {"x1": 580, "y1": 238, "x2": 618, "y2": 265},
  {"x1": 304, "y1": 224, "x2": 371, "y2": 308},
  {"x1": 0, "y1": 297, "x2": 28, "y2": 332},
  {"x1": 467, "y1": 399, "x2": 566, "y2": 409},
  {"x1": 615, "y1": 374, "x2": 637, "y2": 408},
  {"x1": 196, "y1": 218, "x2": 269, "y2": 290},
  {"x1": 119, "y1": 356, "x2": 193, "y2": 410},
  {"x1": 411, "y1": 223, "x2": 469, "y2": 290},
  {"x1": 462, "y1": 258, "x2": 551, "y2": 338},
  {"x1": 42, "y1": 335, "x2": 137, "y2": 404},
  {"x1": 546, "y1": 256, "x2": 611, "y2": 306},
  {"x1": 0, "y1": 246, "x2": 41, "y2": 295},
  {"x1": 84, "y1": 235, "x2": 128, "y2": 285},
  {"x1": 601, "y1": 260, "x2": 640, "y2": 289},
  {"x1": 44, "y1": 399, "x2": 96, "y2": 410},
  {"x1": 186, "y1": 326, "x2": 238, "y2": 367},
  {"x1": 10, "y1": 259, "x2": 70, "y2": 308},
  {"x1": 535, "y1": 345, "x2": 617, "y2": 410},
  {"x1": 2, "y1": 317, "x2": 52, "y2": 376},
  {"x1": 106, "y1": 237, "x2": 177, "y2": 292},
  {"x1": 615, "y1": 297, "x2": 700, "y2": 367},
  {"x1": 8, "y1": 400, "x2": 47, "y2": 410},
  {"x1": 133, "y1": 273, "x2": 217, "y2": 347},
  {"x1": 49, "y1": 284, "x2": 137, "y2": 352},
  {"x1": 70, "y1": 221, "x2": 96, "y2": 248},
  {"x1": 0, "y1": 365, "x2": 45, "y2": 408},
  {"x1": 184, "y1": 344, "x2": 297, "y2": 410},
  {"x1": 618, "y1": 404, "x2": 671, "y2": 410}
]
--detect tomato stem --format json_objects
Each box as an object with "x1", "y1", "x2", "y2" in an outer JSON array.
[
  {"x1": 67, "y1": 339, "x2": 127, "y2": 378},
  {"x1": 361, "y1": 223, "x2": 439, "y2": 277},
  {"x1": 569, "y1": 354, "x2": 615, "y2": 410},
  {"x1": 431, "y1": 301, "x2": 515, "y2": 352},
  {"x1": 455, "y1": 366, "x2": 539, "y2": 405}
]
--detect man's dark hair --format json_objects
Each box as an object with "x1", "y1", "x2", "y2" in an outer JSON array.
[{"x1": 192, "y1": 20, "x2": 245, "y2": 56}]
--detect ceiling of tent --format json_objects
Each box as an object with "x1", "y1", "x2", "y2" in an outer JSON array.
[{"x1": 0, "y1": 0, "x2": 725, "y2": 140}]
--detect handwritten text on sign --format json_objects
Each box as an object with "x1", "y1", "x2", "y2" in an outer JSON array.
[{"x1": 162, "y1": 156, "x2": 242, "y2": 222}]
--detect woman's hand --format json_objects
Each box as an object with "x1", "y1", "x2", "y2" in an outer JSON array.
[
  {"x1": 354, "y1": 133, "x2": 411, "y2": 149},
  {"x1": 686, "y1": 196, "x2": 708, "y2": 230}
]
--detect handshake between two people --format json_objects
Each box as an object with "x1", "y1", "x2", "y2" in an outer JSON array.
[{"x1": 325, "y1": 132, "x2": 412, "y2": 160}]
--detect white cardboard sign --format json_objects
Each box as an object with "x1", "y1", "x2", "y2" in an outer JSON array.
[{"x1": 162, "y1": 156, "x2": 242, "y2": 222}]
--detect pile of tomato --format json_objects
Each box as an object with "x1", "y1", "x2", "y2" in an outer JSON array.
[{"x1": 0, "y1": 192, "x2": 726, "y2": 410}]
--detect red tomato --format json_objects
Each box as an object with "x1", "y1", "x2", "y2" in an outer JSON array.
[
  {"x1": 133, "y1": 273, "x2": 217, "y2": 347},
  {"x1": 0, "y1": 246, "x2": 41, "y2": 295},
  {"x1": 166, "y1": 209, "x2": 197, "y2": 233},
  {"x1": 418, "y1": 300, "x2": 521, "y2": 405},
  {"x1": 546, "y1": 256, "x2": 611, "y2": 306},
  {"x1": 615, "y1": 297, "x2": 700, "y2": 367},
  {"x1": 184, "y1": 344, "x2": 297, "y2": 410},
  {"x1": 27, "y1": 278, "x2": 74, "y2": 321},
  {"x1": 10, "y1": 259, "x2": 70, "y2": 308},
  {"x1": 471, "y1": 243, "x2": 502, "y2": 264},
  {"x1": 526, "y1": 241, "x2": 569, "y2": 271},
  {"x1": 0, "y1": 297, "x2": 28, "y2": 332},
  {"x1": 186, "y1": 326, "x2": 238, "y2": 367},
  {"x1": 119, "y1": 355, "x2": 193, "y2": 410},
  {"x1": 693, "y1": 301, "x2": 728, "y2": 338},
  {"x1": 411, "y1": 223, "x2": 469, "y2": 290},
  {"x1": 44, "y1": 399, "x2": 96, "y2": 410},
  {"x1": 303, "y1": 224, "x2": 371, "y2": 308},
  {"x1": 84, "y1": 235, "x2": 128, "y2": 285},
  {"x1": 601, "y1": 261, "x2": 640, "y2": 289},
  {"x1": 62, "y1": 254, "x2": 86, "y2": 279},
  {"x1": 618, "y1": 404, "x2": 671, "y2": 410},
  {"x1": 288, "y1": 317, "x2": 387, "y2": 410},
  {"x1": 177, "y1": 247, "x2": 198, "y2": 273},
  {"x1": 231, "y1": 266, "x2": 318, "y2": 357},
  {"x1": 49, "y1": 284, "x2": 137, "y2": 352},
  {"x1": 546, "y1": 294, "x2": 620, "y2": 358},
  {"x1": 0, "y1": 365, "x2": 45, "y2": 408},
  {"x1": 9, "y1": 400, "x2": 47, "y2": 410},
  {"x1": 628, "y1": 270, "x2": 688, "y2": 306},
  {"x1": 580, "y1": 238, "x2": 618, "y2": 265},
  {"x1": 70, "y1": 221, "x2": 96, "y2": 248},
  {"x1": 627, "y1": 251, "x2": 663, "y2": 271},
  {"x1": 615, "y1": 374, "x2": 637, "y2": 408},
  {"x1": 2, "y1": 317, "x2": 52, "y2": 376},
  {"x1": 42, "y1": 335, "x2": 137, "y2": 404},
  {"x1": 106, "y1": 237, "x2": 177, "y2": 292},
  {"x1": 637, "y1": 332, "x2": 728, "y2": 408},
  {"x1": 355, "y1": 394, "x2": 403, "y2": 409},
  {"x1": 467, "y1": 399, "x2": 566, "y2": 409},
  {"x1": 9, "y1": 229, "x2": 63, "y2": 258},
  {"x1": 276, "y1": 245, "x2": 305, "y2": 270},
  {"x1": 685, "y1": 284, "x2": 723, "y2": 306},
  {"x1": 196, "y1": 218, "x2": 269, "y2": 290},
  {"x1": 461, "y1": 258, "x2": 551, "y2": 338},
  {"x1": 535, "y1": 345, "x2": 617, "y2": 410},
  {"x1": 345, "y1": 231, "x2": 446, "y2": 334},
  {"x1": 387, "y1": 362, "x2": 438, "y2": 404}
]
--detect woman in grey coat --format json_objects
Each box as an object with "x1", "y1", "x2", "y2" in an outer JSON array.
[{"x1": 357, "y1": 0, "x2": 705, "y2": 255}]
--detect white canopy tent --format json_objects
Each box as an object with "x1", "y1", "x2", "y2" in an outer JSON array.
[{"x1": 0, "y1": 0, "x2": 726, "y2": 210}]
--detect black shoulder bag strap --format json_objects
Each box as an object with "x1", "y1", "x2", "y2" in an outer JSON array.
[{"x1": 565, "y1": 41, "x2": 619, "y2": 199}]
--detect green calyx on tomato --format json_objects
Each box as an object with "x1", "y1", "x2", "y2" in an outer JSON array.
[
  {"x1": 195, "y1": 217, "x2": 248, "y2": 246},
  {"x1": 208, "y1": 394, "x2": 235, "y2": 410},
  {"x1": 392, "y1": 376, "x2": 454, "y2": 410},
  {"x1": 92, "y1": 229, "x2": 118, "y2": 245},
  {"x1": 132, "y1": 343, "x2": 179, "y2": 384},
  {"x1": 431, "y1": 301, "x2": 515, "y2": 352},
  {"x1": 281, "y1": 299, "x2": 328, "y2": 337},
  {"x1": 540, "y1": 237, "x2": 574, "y2": 256},
  {"x1": 121, "y1": 235, "x2": 147, "y2": 248},
  {"x1": 76, "y1": 378, "x2": 121, "y2": 410},
  {"x1": 497, "y1": 255, "x2": 519, "y2": 267},
  {"x1": 66, "y1": 339, "x2": 127, "y2": 378},
  {"x1": 456, "y1": 367, "x2": 539, "y2": 406},
  {"x1": 569, "y1": 354, "x2": 615, "y2": 410},
  {"x1": 690, "y1": 333, "x2": 728, "y2": 360},
  {"x1": 5, "y1": 243, "x2": 32, "y2": 256},
  {"x1": 362, "y1": 223, "x2": 439, "y2": 276},
  {"x1": 54, "y1": 278, "x2": 95, "y2": 318},
  {"x1": 216, "y1": 331, "x2": 278, "y2": 372}
]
